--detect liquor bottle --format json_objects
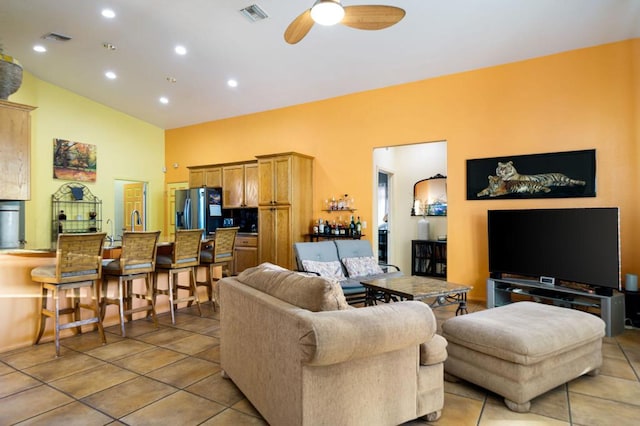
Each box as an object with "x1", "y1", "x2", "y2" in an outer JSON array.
[
  {"x1": 349, "y1": 215, "x2": 356, "y2": 236},
  {"x1": 356, "y1": 216, "x2": 362, "y2": 236},
  {"x1": 325, "y1": 220, "x2": 332, "y2": 235},
  {"x1": 58, "y1": 210, "x2": 66, "y2": 233},
  {"x1": 318, "y1": 218, "x2": 325, "y2": 234}
]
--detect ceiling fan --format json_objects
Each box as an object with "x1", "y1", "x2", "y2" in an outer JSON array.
[{"x1": 284, "y1": 0, "x2": 406, "y2": 44}]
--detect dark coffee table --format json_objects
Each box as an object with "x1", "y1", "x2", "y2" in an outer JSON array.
[{"x1": 360, "y1": 275, "x2": 472, "y2": 315}]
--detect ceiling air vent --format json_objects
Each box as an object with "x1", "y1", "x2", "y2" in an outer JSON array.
[
  {"x1": 239, "y1": 4, "x2": 269, "y2": 22},
  {"x1": 42, "y1": 32, "x2": 72, "y2": 42}
]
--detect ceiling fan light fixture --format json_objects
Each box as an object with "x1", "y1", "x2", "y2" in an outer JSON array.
[{"x1": 310, "y1": 0, "x2": 344, "y2": 26}]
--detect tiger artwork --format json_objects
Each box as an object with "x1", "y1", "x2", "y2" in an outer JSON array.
[
  {"x1": 495, "y1": 161, "x2": 586, "y2": 187},
  {"x1": 477, "y1": 175, "x2": 551, "y2": 197}
]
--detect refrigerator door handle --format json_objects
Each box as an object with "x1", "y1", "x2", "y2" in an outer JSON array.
[{"x1": 185, "y1": 198, "x2": 191, "y2": 229}]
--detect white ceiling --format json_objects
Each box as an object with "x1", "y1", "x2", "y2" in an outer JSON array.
[{"x1": 1, "y1": 0, "x2": 638, "y2": 130}]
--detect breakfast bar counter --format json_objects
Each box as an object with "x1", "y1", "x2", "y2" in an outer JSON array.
[{"x1": 0, "y1": 247, "x2": 197, "y2": 353}]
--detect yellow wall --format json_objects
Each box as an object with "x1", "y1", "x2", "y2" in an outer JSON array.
[
  {"x1": 10, "y1": 73, "x2": 165, "y2": 249},
  {"x1": 166, "y1": 39, "x2": 639, "y2": 301}
]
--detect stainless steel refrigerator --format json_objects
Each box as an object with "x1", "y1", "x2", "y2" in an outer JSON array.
[{"x1": 175, "y1": 187, "x2": 223, "y2": 237}]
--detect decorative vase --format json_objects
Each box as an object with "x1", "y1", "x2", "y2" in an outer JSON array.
[
  {"x1": 417, "y1": 217, "x2": 430, "y2": 240},
  {"x1": 0, "y1": 53, "x2": 23, "y2": 100}
]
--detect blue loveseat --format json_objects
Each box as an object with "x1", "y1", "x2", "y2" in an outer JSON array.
[{"x1": 293, "y1": 240, "x2": 401, "y2": 304}]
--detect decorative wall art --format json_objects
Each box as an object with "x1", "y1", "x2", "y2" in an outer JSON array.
[
  {"x1": 53, "y1": 138, "x2": 97, "y2": 182},
  {"x1": 467, "y1": 149, "x2": 595, "y2": 200}
]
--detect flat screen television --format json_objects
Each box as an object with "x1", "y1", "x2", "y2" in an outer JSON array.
[{"x1": 487, "y1": 207, "x2": 620, "y2": 294}]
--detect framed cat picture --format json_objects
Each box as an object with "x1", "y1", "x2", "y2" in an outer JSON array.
[{"x1": 466, "y1": 149, "x2": 596, "y2": 200}]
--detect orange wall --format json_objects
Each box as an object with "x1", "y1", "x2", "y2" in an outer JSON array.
[{"x1": 166, "y1": 39, "x2": 639, "y2": 301}]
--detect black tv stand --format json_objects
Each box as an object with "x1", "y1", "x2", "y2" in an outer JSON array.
[{"x1": 487, "y1": 277, "x2": 625, "y2": 336}]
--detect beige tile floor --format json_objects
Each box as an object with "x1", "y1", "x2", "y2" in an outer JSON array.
[{"x1": 1, "y1": 300, "x2": 639, "y2": 425}]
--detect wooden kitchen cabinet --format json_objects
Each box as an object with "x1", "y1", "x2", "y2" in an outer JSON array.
[
  {"x1": 0, "y1": 100, "x2": 36, "y2": 200},
  {"x1": 222, "y1": 161, "x2": 258, "y2": 208},
  {"x1": 234, "y1": 234, "x2": 258, "y2": 274},
  {"x1": 257, "y1": 153, "x2": 313, "y2": 269},
  {"x1": 258, "y1": 206, "x2": 292, "y2": 268},
  {"x1": 257, "y1": 155, "x2": 293, "y2": 205},
  {"x1": 188, "y1": 166, "x2": 222, "y2": 188}
]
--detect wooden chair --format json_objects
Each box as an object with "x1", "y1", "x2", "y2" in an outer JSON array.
[
  {"x1": 197, "y1": 226, "x2": 239, "y2": 310},
  {"x1": 153, "y1": 228, "x2": 203, "y2": 324},
  {"x1": 100, "y1": 231, "x2": 160, "y2": 337},
  {"x1": 32, "y1": 232, "x2": 107, "y2": 357}
]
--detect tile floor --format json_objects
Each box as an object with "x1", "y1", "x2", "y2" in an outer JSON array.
[{"x1": 1, "y1": 301, "x2": 639, "y2": 425}]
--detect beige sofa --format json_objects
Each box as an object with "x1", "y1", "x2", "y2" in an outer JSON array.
[{"x1": 218, "y1": 263, "x2": 447, "y2": 426}]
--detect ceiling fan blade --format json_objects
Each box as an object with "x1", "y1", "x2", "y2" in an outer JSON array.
[
  {"x1": 341, "y1": 5, "x2": 405, "y2": 30},
  {"x1": 284, "y1": 10, "x2": 315, "y2": 44}
]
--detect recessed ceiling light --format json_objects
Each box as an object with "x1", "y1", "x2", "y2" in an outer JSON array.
[
  {"x1": 33, "y1": 45, "x2": 47, "y2": 53},
  {"x1": 105, "y1": 71, "x2": 117, "y2": 80},
  {"x1": 159, "y1": 97, "x2": 169, "y2": 104},
  {"x1": 227, "y1": 79, "x2": 238, "y2": 88},
  {"x1": 175, "y1": 45, "x2": 187, "y2": 55},
  {"x1": 102, "y1": 9, "x2": 116, "y2": 18}
]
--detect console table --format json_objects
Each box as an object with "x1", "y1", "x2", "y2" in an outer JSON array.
[{"x1": 487, "y1": 277, "x2": 625, "y2": 337}]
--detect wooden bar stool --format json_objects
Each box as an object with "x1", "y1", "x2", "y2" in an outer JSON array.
[
  {"x1": 32, "y1": 232, "x2": 107, "y2": 357},
  {"x1": 101, "y1": 231, "x2": 161, "y2": 336},
  {"x1": 153, "y1": 228, "x2": 203, "y2": 324},
  {"x1": 197, "y1": 226, "x2": 239, "y2": 310}
]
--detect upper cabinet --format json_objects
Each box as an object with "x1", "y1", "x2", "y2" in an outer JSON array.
[
  {"x1": 257, "y1": 155, "x2": 294, "y2": 205},
  {"x1": 188, "y1": 166, "x2": 221, "y2": 188},
  {"x1": 222, "y1": 161, "x2": 258, "y2": 208},
  {"x1": 0, "y1": 100, "x2": 36, "y2": 200}
]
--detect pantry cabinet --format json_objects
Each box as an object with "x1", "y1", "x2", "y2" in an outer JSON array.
[
  {"x1": 0, "y1": 100, "x2": 36, "y2": 200},
  {"x1": 257, "y1": 153, "x2": 313, "y2": 269},
  {"x1": 258, "y1": 205, "x2": 292, "y2": 267}
]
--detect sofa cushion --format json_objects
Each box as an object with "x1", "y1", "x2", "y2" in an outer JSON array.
[
  {"x1": 237, "y1": 263, "x2": 350, "y2": 311},
  {"x1": 293, "y1": 241, "x2": 340, "y2": 270},
  {"x1": 341, "y1": 256, "x2": 383, "y2": 277},
  {"x1": 334, "y1": 240, "x2": 374, "y2": 259},
  {"x1": 301, "y1": 259, "x2": 345, "y2": 279}
]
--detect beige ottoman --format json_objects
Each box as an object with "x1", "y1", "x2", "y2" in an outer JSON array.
[{"x1": 441, "y1": 301, "x2": 605, "y2": 412}]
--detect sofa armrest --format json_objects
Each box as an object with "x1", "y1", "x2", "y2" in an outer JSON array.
[
  {"x1": 420, "y1": 334, "x2": 448, "y2": 365},
  {"x1": 298, "y1": 301, "x2": 436, "y2": 366}
]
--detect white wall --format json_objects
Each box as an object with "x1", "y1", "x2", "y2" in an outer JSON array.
[{"x1": 373, "y1": 142, "x2": 447, "y2": 274}]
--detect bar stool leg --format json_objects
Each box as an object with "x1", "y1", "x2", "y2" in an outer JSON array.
[
  {"x1": 125, "y1": 279, "x2": 134, "y2": 323},
  {"x1": 34, "y1": 285, "x2": 47, "y2": 345},
  {"x1": 168, "y1": 271, "x2": 176, "y2": 325},
  {"x1": 118, "y1": 278, "x2": 126, "y2": 337},
  {"x1": 100, "y1": 278, "x2": 108, "y2": 322},
  {"x1": 190, "y1": 267, "x2": 202, "y2": 317},
  {"x1": 72, "y1": 287, "x2": 82, "y2": 335},
  {"x1": 54, "y1": 286, "x2": 61, "y2": 357},
  {"x1": 145, "y1": 273, "x2": 159, "y2": 328},
  {"x1": 91, "y1": 280, "x2": 106, "y2": 345}
]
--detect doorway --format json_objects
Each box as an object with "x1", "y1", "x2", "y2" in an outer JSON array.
[
  {"x1": 166, "y1": 182, "x2": 188, "y2": 241},
  {"x1": 373, "y1": 141, "x2": 447, "y2": 274},
  {"x1": 377, "y1": 170, "x2": 391, "y2": 264},
  {"x1": 113, "y1": 180, "x2": 147, "y2": 241}
]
